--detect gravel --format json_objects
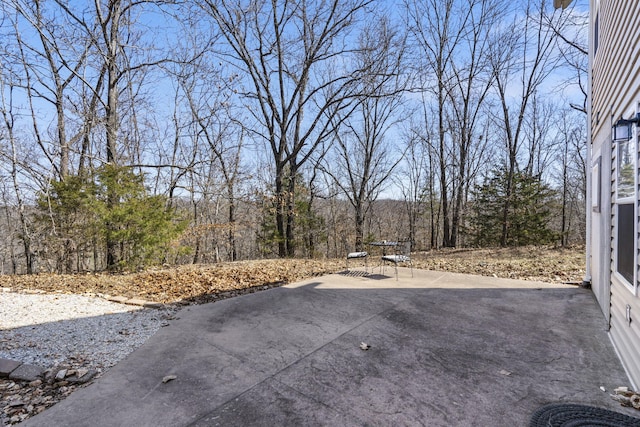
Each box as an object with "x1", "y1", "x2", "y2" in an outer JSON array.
[
  {"x1": 0, "y1": 291, "x2": 179, "y2": 371},
  {"x1": 0, "y1": 291, "x2": 181, "y2": 425}
]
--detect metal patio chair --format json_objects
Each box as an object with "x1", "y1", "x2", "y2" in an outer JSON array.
[
  {"x1": 381, "y1": 240, "x2": 413, "y2": 280},
  {"x1": 346, "y1": 250, "x2": 368, "y2": 272}
]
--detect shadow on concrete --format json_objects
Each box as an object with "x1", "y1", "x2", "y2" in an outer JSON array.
[{"x1": 22, "y1": 269, "x2": 639, "y2": 427}]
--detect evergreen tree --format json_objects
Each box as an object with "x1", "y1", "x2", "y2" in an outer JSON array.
[
  {"x1": 470, "y1": 168, "x2": 556, "y2": 246},
  {"x1": 37, "y1": 165, "x2": 185, "y2": 272},
  {"x1": 36, "y1": 175, "x2": 101, "y2": 273}
]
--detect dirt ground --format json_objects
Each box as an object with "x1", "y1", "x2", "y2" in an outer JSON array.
[{"x1": 0, "y1": 246, "x2": 585, "y2": 304}]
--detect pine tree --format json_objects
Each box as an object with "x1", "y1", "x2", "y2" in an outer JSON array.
[
  {"x1": 470, "y1": 168, "x2": 556, "y2": 246},
  {"x1": 37, "y1": 165, "x2": 185, "y2": 272}
]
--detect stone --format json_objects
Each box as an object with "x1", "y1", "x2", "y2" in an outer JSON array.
[
  {"x1": 0, "y1": 359, "x2": 22, "y2": 378},
  {"x1": 42, "y1": 368, "x2": 54, "y2": 380},
  {"x1": 8, "y1": 364, "x2": 44, "y2": 382},
  {"x1": 67, "y1": 369, "x2": 97, "y2": 384},
  {"x1": 143, "y1": 302, "x2": 163, "y2": 309},
  {"x1": 125, "y1": 298, "x2": 148, "y2": 306},
  {"x1": 55, "y1": 369, "x2": 67, "y2": 380}
]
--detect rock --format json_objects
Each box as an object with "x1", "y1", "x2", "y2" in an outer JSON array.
[
  {"x1": 0, "y1": 359, "x2": 22, "y2": 378},
  {"x1": 9, "y1": 364, "x2": 44, "y2": 382},
  {"x1": 43, "y1": 368, "x2": 56, "y2": 382},
  {"x1": 29, "y1": 379, "x2": 42, "y2": 387},
  {"x1": 126, "y1": 298, "x2": 149, "y2": 306},
  {"x1": 143, "y1": 302, "x2": 163, "y2": 309},
  {"x1": 67, "y1": 369, "x2": 97, "y2": 384},
  {"x1": 106, "y1": 295, "x2": 129, "y2": 304},
  {"x1": 55, "y1": 370, "x2": 67, "y2": 380}
]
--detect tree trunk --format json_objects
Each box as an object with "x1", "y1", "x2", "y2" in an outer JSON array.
[
  {"x1": 285, "y1": 171, "x2": 296, "y2": 257},
  {"x1": 103, "y1": 0, "x2": 122, "y2": 270},
  {"x1": 275, "y1": 168, "x2": 287, "y2": 257},
  {"x1": 228, "y1": 196, "x2": 237, "y2": 261},
  {"x1": 439, "y1": 122, "x2": 452, "y2": 247},
  {"x1": 500, "y1": 156, "x2": 516, "y2": 247},
  {"x1": 355, "y1": 202, "x2": 364, "y2": 252}
]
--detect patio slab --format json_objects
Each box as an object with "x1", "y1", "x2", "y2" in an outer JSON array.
[{"x1": 23, "y1": 269, "x2": 639, "y2": 426}]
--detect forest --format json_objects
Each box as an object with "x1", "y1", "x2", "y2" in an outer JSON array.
[{"x1": 0, "y1": 0, "x2": 588, "y2": 274}]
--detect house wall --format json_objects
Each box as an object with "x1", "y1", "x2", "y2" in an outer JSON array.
[
  {"x1": 590, "y1": 139, "x2": 611, "y2": 321},
  {"x1": 590, "y1": 0, "x2": 640, "y2": 389}
]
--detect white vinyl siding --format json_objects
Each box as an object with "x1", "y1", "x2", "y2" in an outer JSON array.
[{"x1": 590, "y1": 0, "x2": 640, "y2": 388}]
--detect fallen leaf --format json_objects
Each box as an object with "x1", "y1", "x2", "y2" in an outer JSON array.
[
  {"x1": 631, "y1": 395, "x2": 640, "y2": 410},
  {"x1": 162, "y1": 375, "x2": 177, "y2": 383},
  {"x1": 0, "y1": 247, "x2": 584, "y2": 306}
]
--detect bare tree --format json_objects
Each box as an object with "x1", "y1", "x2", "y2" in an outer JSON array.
[
  {"x1": 445, "y1": 0, "x2": 500, "y2": 247},
  {"x1": 406, "y1": 0, "x2": 499, "y2": 248},
  {"x1": 6, "y1": 0, "x2": 91, "y2": 179},
  {"x1": 405, "y1": 0, "x2": 471, "y2": 248},
  {"x1": 555, "y1": 108, "x2": 586, "y2": 246},
  {"x1": 543, "y1": 2, "x2": 587, "y2": 113},
  {"x1": 396, "y1": 126, "x2": 429, "y2": 250},
  {"x1": 323, "y1": 17, "x2": 406, "y2": 251},
  {"x1": 522, "y1": 93, "x2": 560, "y2": 177},
  {"x1": 488, "y1": 0, "x2": 562, "y2": 246},
  {"x1": 184, "y1": 86, "x2": 245, "y2": 261},
  {"x1": 0, "y1": 77, "x2": 34, "y2": 273},
  {"x1": 199, "y1": 0, "x2": 371, "y2": 257}
]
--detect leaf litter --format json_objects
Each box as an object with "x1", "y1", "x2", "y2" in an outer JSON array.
[{"x1": 0, "y1": 246, "x2": 585, "y2": 305}]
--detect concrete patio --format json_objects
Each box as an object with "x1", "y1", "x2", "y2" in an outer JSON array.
[{"x1": 24, "y1": 268, "x2": 639, "y2": 426}]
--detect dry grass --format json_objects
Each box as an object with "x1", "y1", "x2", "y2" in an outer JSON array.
[
  {"x1": 0, "y1": 246, "x2": 585, "y2": 304},
  {"x1": 412, "y1": 246, "x2": 585, "y2": 284}
]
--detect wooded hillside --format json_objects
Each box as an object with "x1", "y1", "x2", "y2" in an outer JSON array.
[{"x1": 0, "y1": 0, "x2": 588, "y2": 274}]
